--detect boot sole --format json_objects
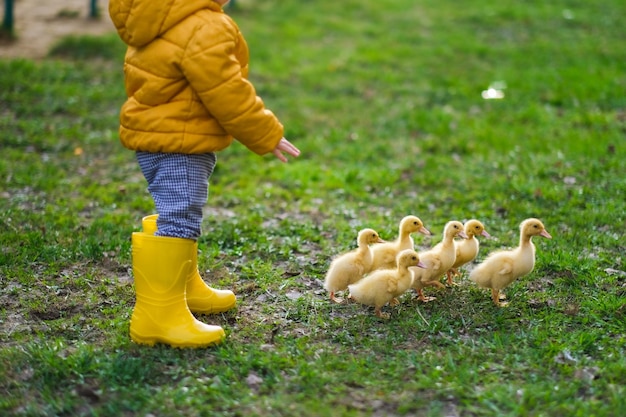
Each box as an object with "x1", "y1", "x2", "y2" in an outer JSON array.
[
  {"x1": 131, "y1": 333, "x2": 225, "y2": 348},
  {"x1": 188, "y1": 300, "x2": 237, "y2": 315}
]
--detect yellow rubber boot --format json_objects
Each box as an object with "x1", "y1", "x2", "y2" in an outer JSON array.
[
  {"x1": 130, "y1": 232, "x2": 225, "y2": 347},
  {"x1": 142, "y1": 215, "x2": 237, "y2": 314}
]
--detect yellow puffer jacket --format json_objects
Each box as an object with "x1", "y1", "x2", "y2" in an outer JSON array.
[{"x1": 108, "y1": 0, "x2": 284, "y2": 155}]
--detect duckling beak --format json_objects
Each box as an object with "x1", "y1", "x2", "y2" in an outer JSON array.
[
  {"x1": 540, "y1": 229, "x2": 552, "y2": 239},
  {"x1": 416, "y1": 260, "x2": 427, "y2": 269},
  {"x1": 458, "y1": 231, "x2": 469, "y2": 239},
  {"x1": 419, "y1": 226, "x2": 432, "y2": 236},
  {"x1": 376, "y1": 238, "x2": 386, "y2": 243},
  {"x1": 481, "y1": 230, "x2": 491, "y2": 238}
]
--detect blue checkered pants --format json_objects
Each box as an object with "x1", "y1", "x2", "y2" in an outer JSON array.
[{"x1": 136, "y1": 152, "x2": 217, "y2": 239}]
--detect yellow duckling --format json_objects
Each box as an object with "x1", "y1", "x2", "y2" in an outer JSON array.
[
  {"x1": 348, "y1": 249, "x2": 426, "y2": 319},
  {"x1": 470, "y1": 218, "x2": 552, "y2": 307},
  {"x1": 324, "y1": 228, "x2": 385, "y2": 303},
  {"x1": 410, "y1": 221, "x2": 468, "y2": 301},
  {"x1": 370, "y1": 215, "x2": 431, "y2": 271},
  {"x1": 445, "y1": 219, "x2": 491, "y2": 286}
]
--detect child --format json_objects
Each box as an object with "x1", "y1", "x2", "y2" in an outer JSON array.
[{"x1": 108, "y1": 0, "x2": 300, "y2": 348}]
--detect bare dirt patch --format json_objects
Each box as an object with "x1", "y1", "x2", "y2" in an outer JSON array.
[{"x1": 0, "y1": 0, "x2": 115, "y2": 59}]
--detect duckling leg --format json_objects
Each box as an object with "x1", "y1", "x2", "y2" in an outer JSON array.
[
  {"x1": 490, "y1": 289, "x2": 498, "y2": 305},
  {"x1": 491, "y1": 289, "x2": 509, "y2": 307},
  {"x1": 375, "y1": 307, "x2": 390, "y2": 319},
  {"x1": 446, "y1": 269, "x2": 460, "y2": 286},
  {"x1": 416, "y1": 289, "x2": 436, "y2": 302},
  {"x1": 330, "y1": 292, "x2": 344, "y2": 304},
  {"x1": 425, "y1": 280, "x2": 446, "y2": 290},
  {"x1": 390, "y1": 297, "x2": 400, "y2": 306}
]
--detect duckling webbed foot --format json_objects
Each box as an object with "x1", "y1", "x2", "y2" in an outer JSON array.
[
  {"x1": 330, "y1": 292, "x2": 345, "y2": 304},
  {"x1": 390, "y1": 297, "x2": 400, "y2": 306},
  {"x1": 491, "y1": 289, "x2": 509, "y2": 307},
  {"x1": 446, "y1": 270, "x2": 460, "y2": 286},
  {"x1": 416, "y1": 289, "x2": 436, "y2": 302},
  {"x1": 375, "y1": 308, "x2": 390, "y2": 319}
]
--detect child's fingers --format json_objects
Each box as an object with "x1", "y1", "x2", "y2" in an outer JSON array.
[
  {"x1": 272, "y1": 149, "x2": 288, "y2": 162},
  {"x1": 278, "y1": 139, "x2": 300, "y2": 157}
]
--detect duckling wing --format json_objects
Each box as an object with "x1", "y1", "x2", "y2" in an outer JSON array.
[
  {"x1": 426, "y1": 256, "x2": 443, "y2": 279},
  {"x1": 470, "y1": 251, "x2": 515, "y2": 288},
  {"x1": 324, "y1": 253, "x2": 362, "y2": 291},
  {"x1": 454, "y1": 239, "x2": 478, "y2": 267},
  {"x1": 486, "y1": 255, "x2": 520, "y2": 290},
  {"x1": 371, "y1": 243, "x2": 397, "y2": 270},
  {"x1": 496, "y1": 258, "x2": 514, "y2": 276},
  {"x1": 386, "y1": 276, "x2": 399, "y2": 295},
  {"x1": 349, "y1": 273, "x2": 389, "y2": 306}
]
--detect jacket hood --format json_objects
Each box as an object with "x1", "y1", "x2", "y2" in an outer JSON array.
[{"x1": 109, "y1": 0, "x2": 222, "y2": 47}]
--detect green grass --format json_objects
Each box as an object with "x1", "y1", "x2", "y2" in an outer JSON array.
[{"x1": 1, "y1": 0, "x2": 625, "y2": 415}]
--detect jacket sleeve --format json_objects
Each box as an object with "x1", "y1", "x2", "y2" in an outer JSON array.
[{"x1": 180, "y1": 17, "x2": 284, "y2": 155}]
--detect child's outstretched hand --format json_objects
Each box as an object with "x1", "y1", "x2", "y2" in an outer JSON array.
[{"x1": 272, "y1": 138, "x2": 301, "y2": 163}]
